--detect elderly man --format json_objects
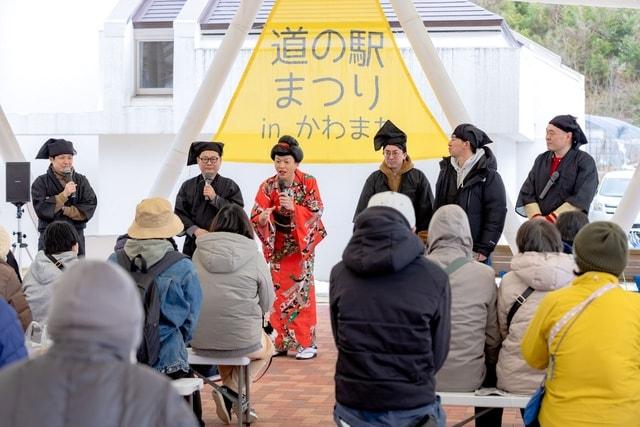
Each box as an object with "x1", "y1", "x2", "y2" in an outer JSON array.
[
  {"x1": 0, "y1": 260, "x2": 199, "y2": 427},
  {"x1": 434, "y1": 124, "x2": 506, "y2": 262},
  {"x1": 353, "y1": 120, "x2": 434, "y2": 239},
  {"x1": 516, "y1": 115, "x2": 598, "y2": 223},
  {"x1": 31, "y1": 138, "x2": 97, "y2": 256},
  {"x1": 175, "y1": 141, "x2": 244, "y2": 257}
]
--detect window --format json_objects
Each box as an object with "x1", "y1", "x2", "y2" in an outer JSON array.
[{"x1": 137, "y1": 41, "x2": 173, "y2": 95}]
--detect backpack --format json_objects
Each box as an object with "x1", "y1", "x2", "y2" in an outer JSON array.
[{"x1": 115, "y1": 249, "x2": 187, "y2": 366}]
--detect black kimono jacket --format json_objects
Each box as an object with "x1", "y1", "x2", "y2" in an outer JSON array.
[
  {"x1": 516, "y1": 148, "x2": 598, "y2": 217},
  {"x1": 353, "y1": 168, "x2": 434, "y2": 233},
  {"x1": 31, "y1": 166, "x2": 97, "y2": 255},
  {"x1": 174, "y1": 174, "x2": 244, "y2": 257}
]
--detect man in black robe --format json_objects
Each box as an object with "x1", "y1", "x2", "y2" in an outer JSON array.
[
  {"x1": 31, "y1": 138, "x2": 97, "y2": 256},
  {"x1": 174, "y1": 141, "x2": 244, "y2": 257},
  {"x1": 516, "y1": 115, "x2": 598, "y2": 223},
  {"x1": 353, "y1": 120, "x2": 434, "y2": 240},
  {"x1": 434, "y1": 123, "x2": 506, "y2": 261}
]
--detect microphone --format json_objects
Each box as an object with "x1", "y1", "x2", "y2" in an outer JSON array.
[
  {"x1": 539, "y1": 171, "x2": 559, "y2": 200},
  {"x1": 203, "y1": 173, "x2": 214, "y2": 200},
  {"x1": 63, "y1": 168, "x2": 76, "y2": 202},
  {"x1": 278, "y1": 178, "x2": 286, "y2": 194}
]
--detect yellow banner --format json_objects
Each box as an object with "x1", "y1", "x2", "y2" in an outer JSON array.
[{"x1": 216, "y1": 0, "x2": 449, "y2": 163}]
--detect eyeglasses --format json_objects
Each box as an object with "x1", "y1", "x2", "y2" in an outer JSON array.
[
  {"x1": 198, "y1": 156, "x2": 220, "y2": 164},
  {"x1": 383, "y1": 150, "x2": 403, "y2": 158}
]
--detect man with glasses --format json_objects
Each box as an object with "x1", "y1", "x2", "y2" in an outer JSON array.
[
  {"x1": 175, "y1": 141, "x2": 244, "y2": 257},
  {"x1": 354, "y1": 120, "x2": 434, "y2": 240}
]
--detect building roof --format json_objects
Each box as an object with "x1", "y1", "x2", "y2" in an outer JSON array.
[
  {"x1": 199, "y1": 0, "x2": 503, "y2": 33},
  {"x1": 133, "y1": 0, "x2": 187, "y2": 28}
]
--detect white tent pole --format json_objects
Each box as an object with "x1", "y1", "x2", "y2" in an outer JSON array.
[
  {"x1": 0, "y1": 105, "x2": 26, "y2": 162},
  {"x1": 390, "y1": 0, "x2": 520, "y2": 255},
  {"x1": 611, "y1": 165, "x2": 640, "y2": 233},
  {"x1": 148, "y1": 0, "x2": 264, "y2": 197}
]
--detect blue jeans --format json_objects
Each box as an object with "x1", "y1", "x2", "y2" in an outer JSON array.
[{"x1": 333, "y1": 397, "x2": 446, "y2": 427}]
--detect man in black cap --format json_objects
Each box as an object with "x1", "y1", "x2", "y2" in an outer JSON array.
[
  {"x1": 434, "y1": 123, "x2": 506, "y2": 262},
  {"x1": 31, "y1": 138, "x2": 97, "y2": 256},
  {"x1": 174, "y1": 141, "x2": 244, "y2": 257},
  {"x1": 516, "y1": 115, "x2": 598, "y2": 223},
  {"x1": 353, "y1": 120, "x2": 434, "y2": 239}
]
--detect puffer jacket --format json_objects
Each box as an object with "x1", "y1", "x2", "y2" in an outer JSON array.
[
  {"x1": 191, "y1": 232, "x2": 274, "y2": 357},
  {"x1": 22, "y1": 250, "x2": 77, "y2": 323},
  {"x1": 496, "y1": 251, "x2": 575, "y2": 393},
  {"x1": 427, "y1": 205, "x2": 500, "y2": 392},
  {"x1": 0, "y1": 261, "x2": 31, "y2": 330},
  {"x1": 330, "y1": 206, "x2": 451, "y2": 411}
]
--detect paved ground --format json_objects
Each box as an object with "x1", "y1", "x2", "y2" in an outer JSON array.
[{"x1": 200, "y1": 303, "x2": 525, "y2": 426}]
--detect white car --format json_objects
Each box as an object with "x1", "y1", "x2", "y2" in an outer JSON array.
[{"x1": 589, "y1": 170, "x2": 640, "y2": 248}]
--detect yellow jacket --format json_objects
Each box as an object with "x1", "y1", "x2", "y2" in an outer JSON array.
[{"x1": 521, "y1": 271, "x2": 640, "y2": 427}]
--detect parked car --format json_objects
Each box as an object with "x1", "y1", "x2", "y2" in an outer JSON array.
[{"x1": 589, "y1": 170, "x2": 640, "y2": 248}]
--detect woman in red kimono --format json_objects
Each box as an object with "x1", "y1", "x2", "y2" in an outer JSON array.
[{"x1": 251, "y1": 136, "x2": 327, "y2": 360}]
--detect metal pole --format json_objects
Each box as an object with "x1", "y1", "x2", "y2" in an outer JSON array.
[
  {"x1": 148, "y1": 0, "x2": 264, "y2": 197},
  {"x1": 611, "y1": 165, "x2": 640, "y2": 233},
  {"x1": 389, "y1": 0, "x2": 520, "y2": 254}
]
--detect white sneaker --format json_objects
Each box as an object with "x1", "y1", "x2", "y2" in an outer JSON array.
[{"x1": 295, "y1": 347, "x2": 317, "y2": 360}]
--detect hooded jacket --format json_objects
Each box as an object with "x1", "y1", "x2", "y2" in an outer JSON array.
[
  {"x1": 426, "y1": 205, "x2": 500, "y2": 392},
  {"x1": 330, "y1": 206, "x2": 451, "y2": 411},
  {"x1": 0, "y1": 260, "x2": 198, "y2": 427},
  {"x1": 434, "y1": 146, "x2": 506, "y2": 257},
  {"x1": 496, "y1": 251, "x2": 575, "y2": 393},
  {"x1": 191, "y1": 232, "x2": 274, "y2": 357},
  {"x1": 22, "y1": 250, "x2": 77, "y2": 323}
]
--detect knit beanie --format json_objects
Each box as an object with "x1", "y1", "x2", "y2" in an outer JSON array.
[
  {"x1": 573, "y1": 221, "x2": 628, "y2": 277},
  {"x1": 367, "y1": 191, "x2": 415, "y2": 229}
]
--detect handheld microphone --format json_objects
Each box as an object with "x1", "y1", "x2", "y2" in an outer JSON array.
[
  {"x1": 539, "y1": 171, "x2": 559, "y2": 200},
  {"x1": 203, "y1": 173, "x2": 214, "y2": 200},
  {"x1": 278, "y1": 178, "x2": 286, "y2": 194},
  {"x1": 63, "y1": 168, "x2": 76, "y2": 202}
]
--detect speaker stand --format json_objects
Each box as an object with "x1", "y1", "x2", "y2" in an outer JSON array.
[{"x1": 11, "y1": 202, "x2": 34, "y2": 269}]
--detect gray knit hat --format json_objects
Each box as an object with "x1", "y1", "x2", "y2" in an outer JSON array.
[
  {"x1": 573, "y1": 221, "x2": 628, "y2": 277},
  {"x1": 47, "y1": 260, "x2": 143, "y2": 355}
]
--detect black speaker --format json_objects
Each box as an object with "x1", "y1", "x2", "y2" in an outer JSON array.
[{"x1": 6, "y1": 162, "x2": 31, "y2": 204}]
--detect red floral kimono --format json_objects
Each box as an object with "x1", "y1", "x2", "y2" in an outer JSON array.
[{"x1": 251, "y1": 169, "x2": 327, "y2": 352}]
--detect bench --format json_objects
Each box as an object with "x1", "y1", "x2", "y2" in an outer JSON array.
[
  {"x1": 171, "y1": 377, "x2": 204, "y2": 405},
  {"x1": 187, "y1": 348, "x2": 252, "y2": 427},
  {"x1": 438, "y1": 389, "x2": 530, "y2": 426}
]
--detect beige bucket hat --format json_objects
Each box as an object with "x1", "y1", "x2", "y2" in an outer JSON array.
[{"x1": 127, "y1": 197, "x2": 184, "y2": 239}]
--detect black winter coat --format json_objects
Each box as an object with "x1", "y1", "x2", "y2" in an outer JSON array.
[
  {"x1": 434, "y1": 147, "x2": 506, "y2": 257},
  {"x1": 353, "y1": 168, "x2": 434, "y2": 233},
  {"x1": 330, "y1": 206, "x2": 451, "y2": 411},
  {"x1": 174, "y1": 174, "x2": 243, "y2": 257}
]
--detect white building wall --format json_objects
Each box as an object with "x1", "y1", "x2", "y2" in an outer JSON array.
[{"x1": 0, "y1": 1, "x2": 584, "y2": 279}]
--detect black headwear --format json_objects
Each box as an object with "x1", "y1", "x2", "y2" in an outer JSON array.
[
  {"x1": 187, "y1": 141, "x2": 224, "y2": 166},
  {"x1": 548, "y1": 115, "x2": 588, "y2": 146},
  {"x1": 35, "y1": 138, "x2": 76, "y2": 159},
  {"x1": 452, "y1": 124, "x2": 493, "y2": 148},
  {"x1": 373, "y1": 120, "x2": 407, "y2": 152},
  {"x1": 270, "y1": 135, "x2": 303, "y2": 163}
]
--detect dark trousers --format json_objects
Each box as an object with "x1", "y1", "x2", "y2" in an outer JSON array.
[{"x1": 167, "y1": 370, "x2": 204, "y2": 427}]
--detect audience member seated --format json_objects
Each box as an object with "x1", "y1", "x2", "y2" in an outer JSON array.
[
  {"x1": 330, "y1": 192, "x2": 450, "y2": 427},
  {"x1": 496, "y1": 219, "x2": 575, "y2": 422},
  {"x1": 0, "y1": 226, "x2": 31, "y2": 330},
  {"x1": 0, "y1": 297, "x2": 27, "y2": 369},
  {"x1": 522, "y1": 221, "x2": 640, "y2": 426},
  {"x1": 0, "y1": 260, "x2": 199, "y2": 427},
  {"x1": 555, "y1": 210, "x2": 589, "y2": 254},
  {"x1": 22, "y1": 221, "x2": 78, "y2": 324},
  {"x1": 426, "y1": 204, "x2": 500, "y2": 426},
  {"x1": 109, "y1": 197, "x2": 203, "y2": 424},
  {"x1": 191, "y1": 204, "x2": 275, "y2": 424}
]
